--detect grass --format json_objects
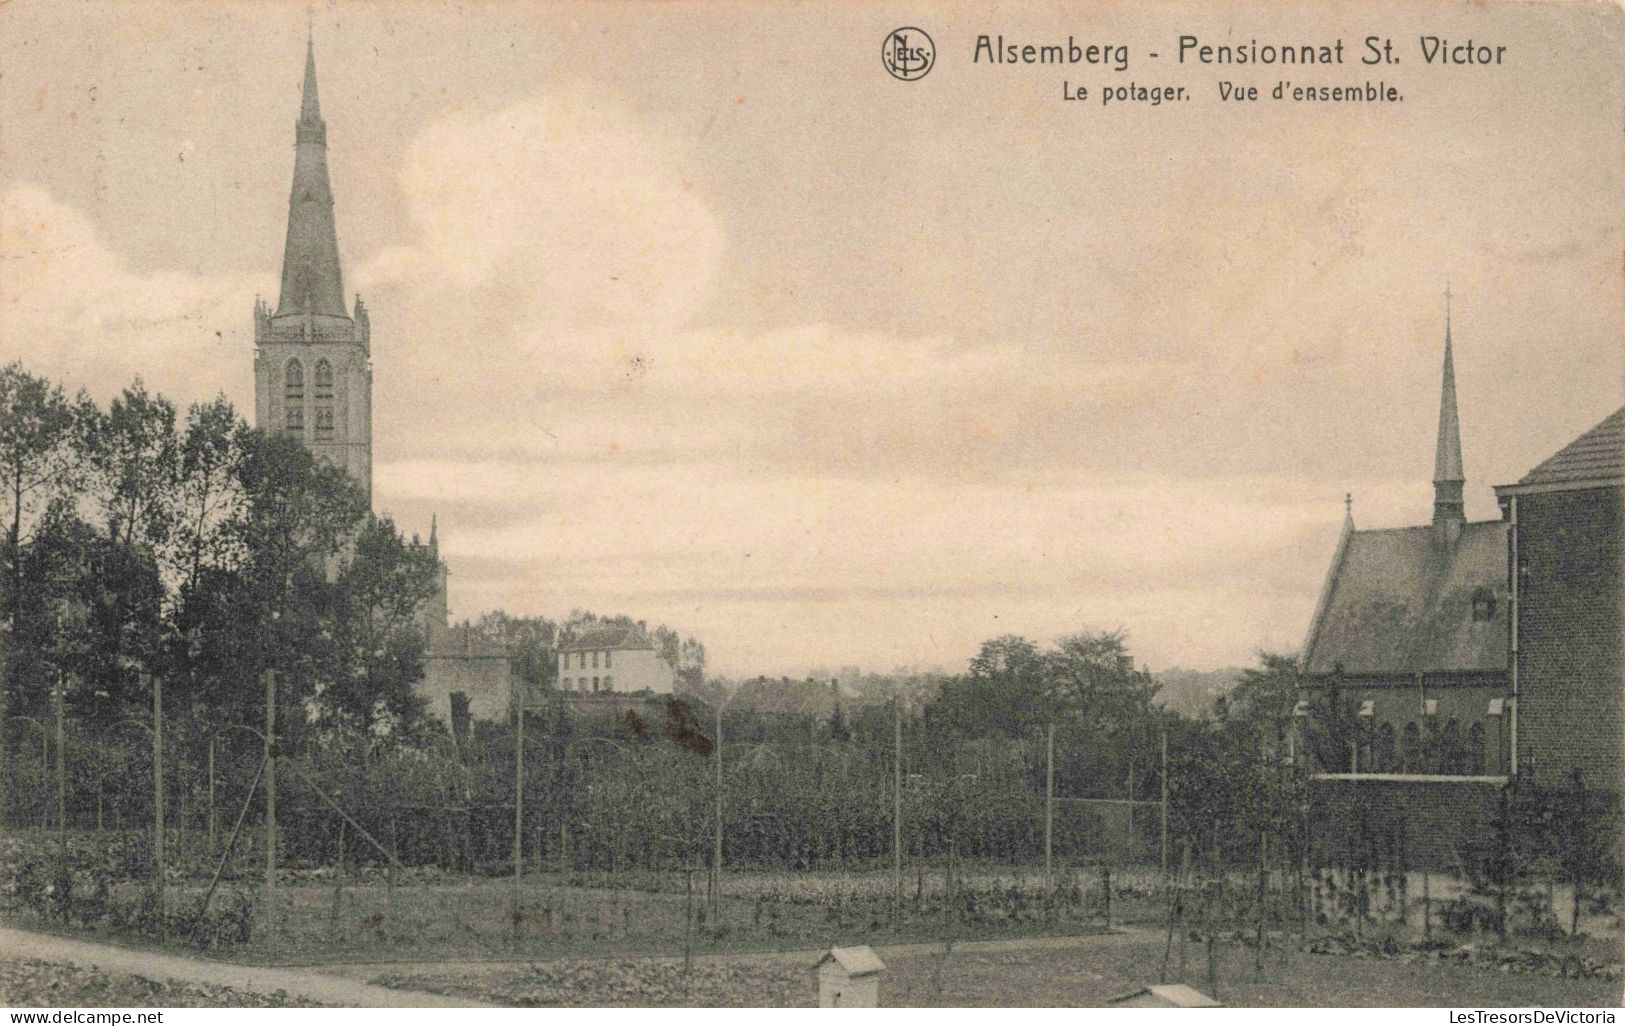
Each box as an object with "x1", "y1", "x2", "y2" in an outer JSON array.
[
  {"x1": 222, "y1": 870, "x2": 1113, "y2": 963},
  {"x1": 353, "y1": 933, "x2": 1624, "y2": 1007}
]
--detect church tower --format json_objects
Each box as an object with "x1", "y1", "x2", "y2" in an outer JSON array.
[{"x1": 253, "y1": 35, "x2": 372, "y2": 503}]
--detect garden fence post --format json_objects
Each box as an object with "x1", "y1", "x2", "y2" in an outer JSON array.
[
  {"x1": 714, "y1": 699, "x2": 723, "y2": 920},
  {"x1": 1045, "y1": 721, "x2": 1054, "y2": 892},
  {"x1": 893, "y1": 695, "x2": 902, "y2": 924},
  {"x1": 1161, "y1": 728, "x2": 1169, "y2": 881},
  {"x1": 54, "y1": 673, "x2": 66, "y2": 845},
  {"x1": 1127, "y1": 760, "x2": 1136, "y2": 862},
  {"x1": 153, "y1": 673, "x2": 165, "y2": 933},
  {"x1": 264, "y1": 668, "x2": 277, "y2": 936},
  {"x1": 513, "y1": 702, "x2": 524, "y2": 934},
  {"x1": 207, "y1": 737, "x2": 216, "y2": 856}
]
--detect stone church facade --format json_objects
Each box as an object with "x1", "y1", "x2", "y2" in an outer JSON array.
[{"x1": 252, "y1": 38, "x2": 514, "y2": 726}]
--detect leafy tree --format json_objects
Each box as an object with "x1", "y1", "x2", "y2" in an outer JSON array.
[
  {"x1": 0, "y1": 363, "x2": 93, "y2": 555},
  {"x1": 320, "y1": 515, "x2": 440, "y2": 729},
  {"x1": 929, "y1": 635, "x2": 1049, "y2": 738},
  {"x1": 477, "y1": 611, "x2": 560, "y2": 688},
  {"x1": 86, "y1": 380, "x2": 178, "y2": 549}
]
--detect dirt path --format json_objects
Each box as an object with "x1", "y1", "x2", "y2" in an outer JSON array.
[
  {"x1": 0, "y1": 927, "x2": 480, "y2": 1007},
  {"x1": 314, "y1": 926, "x2": 1164, "y2": 977}
]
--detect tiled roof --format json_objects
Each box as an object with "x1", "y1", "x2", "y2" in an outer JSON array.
[
  {"x1": 1516, "y1": 407, "x2": 1625, "y2": 488},
  {"x1": 427, "y1": 622, "x2": 507, "y2": 659},
  {"x1": 560, "y1": 625, "x2": 654, "y2": 652},
  {"x1": 1302, "y1": 520, "x2": 1509, "y2": 675}
]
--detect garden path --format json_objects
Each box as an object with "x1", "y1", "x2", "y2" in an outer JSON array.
[{"x1": 0, "y1": 926, "x2": 481, "y2": 1007}]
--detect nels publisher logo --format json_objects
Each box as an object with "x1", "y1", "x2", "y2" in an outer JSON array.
[{"x1": 882, "y1": 27, "x2": 935, "y2": 81}]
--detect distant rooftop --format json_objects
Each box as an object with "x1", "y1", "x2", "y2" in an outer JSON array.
[{"x1": 560, "y1": 625, "x2": 655, "y2": 652}]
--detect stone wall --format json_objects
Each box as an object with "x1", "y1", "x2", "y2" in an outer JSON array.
[{"x1": 1309, "y1": 776, "x2": 1508, "y2": 871}]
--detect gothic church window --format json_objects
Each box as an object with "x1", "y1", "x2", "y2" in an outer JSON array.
[
  {"x1": 284, "y1": 359, "x2": 305, "y2": 434},
  {"x1": 314, "y1": 360, "x2": 335, "y2": 439}
]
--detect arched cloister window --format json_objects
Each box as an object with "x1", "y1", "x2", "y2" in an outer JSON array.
[
  {"x1": 1400, "y1": 722, "x2": 1421, "y2": 773},
  {"x1": 1441, "y1": 718, "x2": 1463, "y2": 775},
  {"x1": 1375, "y1": 722, "x2": 1396, "y2": 773},
  {"x1": 284, "y1": 359, "x2": 305, "y2": 434},
  {"x1": 1468, "y1": 722, "x2": 1486, "y2": 775}
]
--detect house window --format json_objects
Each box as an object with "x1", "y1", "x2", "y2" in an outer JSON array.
[
  {"x1": 603, "y1": 676, "x2": 613, "y2": 692},
  {"x1": 605, "y1": 651, "x2": 612, "y2": 669},
  {"x1": 592, "y1": 651, "x2": 599, "y2": 669},
  {"x1": 592, "y1": 676, "x2": 600, "y2": 692},
  {"x1": 562, "y1": 677, "x2": 571, "y2": 689}
]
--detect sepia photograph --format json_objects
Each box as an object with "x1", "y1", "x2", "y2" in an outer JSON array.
[{"x1": 0, "y1": 0, "x2": 1621, "y2": 1013}]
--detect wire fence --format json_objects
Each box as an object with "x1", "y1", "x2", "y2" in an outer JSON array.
[{"x1": 0, "y1": 684, "x2": 1614, "y2": 964}]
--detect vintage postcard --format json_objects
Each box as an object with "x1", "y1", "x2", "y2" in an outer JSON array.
[{"x1": 0, "y1": 0, "x2": 1621, "y2": 1013}]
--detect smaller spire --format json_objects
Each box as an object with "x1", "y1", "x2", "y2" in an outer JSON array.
[
  {"x1": 1344, "y1": 492, "x2": 1353, "y2": 523},
  {"x1": 1433, "y1": 283, "x2": 1466, "y2": 532},
  {"x1": 429, "y1": 514, "x2": 439, "y2": 556}
]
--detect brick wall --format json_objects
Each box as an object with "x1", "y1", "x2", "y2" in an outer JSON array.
[
  {"x1": 1516, "y1": 486, "x2": 1623, "y2": 789},
  {"x1": 1309, "y1": 776, "x2": 1508, "y2": 871}
]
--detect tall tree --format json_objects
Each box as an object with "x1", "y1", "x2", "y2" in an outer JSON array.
[
  {"x1": 0, "y1": 363, "x2": 94, "y2": 602},
  {"x1": 323, "y1": 515, "x2": 439, "y2": 730},
  {"x1": 87, "y1": 380, "x2": 178, "y2": 549}
]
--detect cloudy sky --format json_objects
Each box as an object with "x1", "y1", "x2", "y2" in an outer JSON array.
[{"x1": 3, "y1": 0, "x2": 1621, "y2": 677}]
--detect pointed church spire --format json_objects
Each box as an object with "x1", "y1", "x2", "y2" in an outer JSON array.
[
  {"x1": 1433, "y1": 283, "x2": 1466, "y2": 529},
  {"x1": 300, "y1": 29, "x2": 321, "y2": 123},
  {"x1": 274, "y1": 31, "x2": 348, "y2": 320},
  {"x1": 429, "y1": 514, "x2": 439, "y2": 557}
]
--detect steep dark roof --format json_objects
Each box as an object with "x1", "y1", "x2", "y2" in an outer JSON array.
[
  {"x1": 1302, "y1": 520, "x2": 1509, "y2": 675},
  {"x1": 560, "y1": 626, "x2": 655, "y2": 652},
  {"x1": 1514, "y1": 407, "x2": 1625, "y2": 488}
]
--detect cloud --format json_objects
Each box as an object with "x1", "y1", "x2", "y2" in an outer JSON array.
[{"x1": 0, "y1": 184, "x2": 260, "y2": 409}]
